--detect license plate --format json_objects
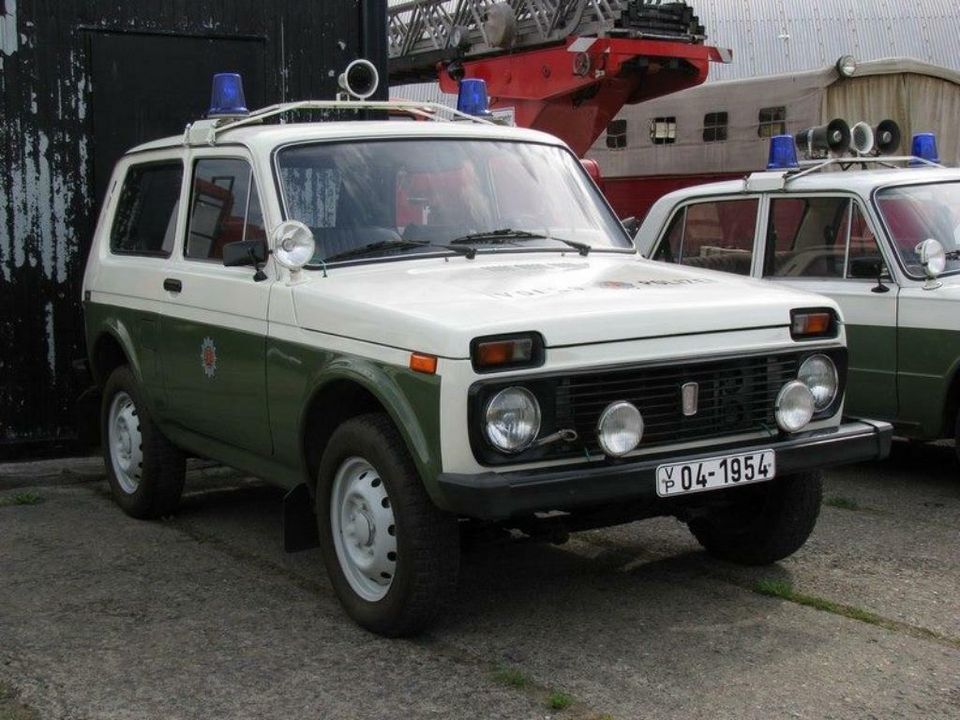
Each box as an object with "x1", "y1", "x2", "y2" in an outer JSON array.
[{"x1": 655, "y1": 450, "x2": 775, "y2": 497}]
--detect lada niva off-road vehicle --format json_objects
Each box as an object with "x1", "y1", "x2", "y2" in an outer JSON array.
[{"x1": 82, "y1": 73, "x2": 891, "y2": 636}]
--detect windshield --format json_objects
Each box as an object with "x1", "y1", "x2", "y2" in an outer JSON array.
[
  {"x1": 876, "y1": 182, "x2": 960, "y2": 277},
  {"x1": 275, "y1": 139, "x2": 632, "y2": 265}
]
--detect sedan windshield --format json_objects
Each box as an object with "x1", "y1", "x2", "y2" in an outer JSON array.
[
  {"x1": 876, "y1": 181, "x2": 960, "y2": 277},
  {"x1": 275, "y1": 139, "x2": 632, "y2": 265}
]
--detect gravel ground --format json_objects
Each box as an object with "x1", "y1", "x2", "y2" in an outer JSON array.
[{"x1": 1, "y1": 444, "x2": 958, "y2": 720}]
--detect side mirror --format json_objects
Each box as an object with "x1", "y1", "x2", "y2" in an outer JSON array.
[
  {"x1": 847, "y1": 256, "x2": 882, "y2": 279},
  {"x1": 621, "y1": 216, "x2": 640, "y2": 237},
  {"x1": 223, "y1": 239, "x2": 267, "y2": 267}
]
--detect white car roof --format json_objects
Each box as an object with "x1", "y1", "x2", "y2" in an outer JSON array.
[{"x1": 127, "y1": 120, "x2": 567, "y2": 156}]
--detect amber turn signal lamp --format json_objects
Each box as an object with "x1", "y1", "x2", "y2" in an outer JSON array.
[
  {"x1": 790, "y1": 309, "x2": 836, "y2": 340},
  {"x1": 409, "y1": 352, "x2": 438, "y2": 374},
  {"x1": 470, "y1": 333, "x2": 545, "y2": 373}
]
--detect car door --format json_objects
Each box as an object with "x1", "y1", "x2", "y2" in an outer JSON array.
[
  {"x1": 760, "y1": 195, "x2": 899, "y2": 421},
  {"x1": 651, "y1": 197, "x2": 762, "y2": 276},
  {"x1": 158, "y1": 151, "x2": 273, "y2": 455}
]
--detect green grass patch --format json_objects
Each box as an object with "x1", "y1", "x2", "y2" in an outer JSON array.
[
  {"x1": 492, "y1": 666, "x2": 529, "y2": 689},
  {"x1": 755, "y1": 579, "x2": 886, "y2": 626},
  {"x1": 546, "y1": 691, "x2": 574, "y2": 711},
  {"x1": 824, "y1": 495, "x2": 860, "y2": 511},
  {"x1": 0, "y1": 492, "x2": 43, "y2": 508}
]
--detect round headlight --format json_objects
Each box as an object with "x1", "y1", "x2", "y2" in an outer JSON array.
[
  {"x1": 775, "y1": 380, "x2": 816, "y2": 433},
  {"x1": 596, "y1": 401, "x2": 643, "y2": 457},
  {"x1": 799, "y1": 354, "x2": 838, "y2": 411},
  {"x1": 484, "y1": 387, "x2": 541, "y2": 454}
]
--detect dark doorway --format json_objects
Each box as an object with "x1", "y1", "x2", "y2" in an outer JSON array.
[{"x1": 87, "y1": 31, "x2": 267, "y2": 208}]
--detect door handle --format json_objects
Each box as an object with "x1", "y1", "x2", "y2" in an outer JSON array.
[{"x1": 163, "y1": 278, "x2": 182, "y2": 293}]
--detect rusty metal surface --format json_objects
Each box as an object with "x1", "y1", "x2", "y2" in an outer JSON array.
[{"x1": 0, "y1": 0, "x2": 386, "y2": 455}]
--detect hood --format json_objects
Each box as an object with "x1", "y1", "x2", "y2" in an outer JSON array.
[{"x1": 291, "y1": 253, "x2": 837, "y2": 358}]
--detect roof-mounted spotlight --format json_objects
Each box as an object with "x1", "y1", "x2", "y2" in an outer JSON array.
[
  {"x1": 208, "y1": 73, "x2": 249, "y2": 117},
  {"x1": 767, "y1": 135, "x2": 800, "y2": 170},
  {"x1": 836, "y1": 55, "x2": 857, "y2": 78}
]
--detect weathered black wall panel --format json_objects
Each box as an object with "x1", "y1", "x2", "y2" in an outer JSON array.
[{"x1": 0, "y1": 0, "x2": 385, "y2": 456}]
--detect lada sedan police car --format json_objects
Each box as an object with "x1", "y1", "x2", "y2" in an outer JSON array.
[
  {"x1": 637, "y1": 131, "x2": 960, "y2": 456},
  {"x1": 82, "y1": 75, "x2": 891, "y2": 636}
]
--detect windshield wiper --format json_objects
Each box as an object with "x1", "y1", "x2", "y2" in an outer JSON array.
[
  {"x1": 321, "y1": 238, "x2": 475, "y2": 264},
  {"x1": 450, "y1": 228, "x2": 591, "y2": 256}
]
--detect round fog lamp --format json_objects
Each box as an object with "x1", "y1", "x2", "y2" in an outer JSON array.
[
  {"x1": 775, "y1": 381, "x2": 816, "y2": 433},
  {"x1": 597, "y1": 401, "x2": 643, "y2": 457},
  {"x1": 484, "y1": 387, "x2": 541, "y2": 454},
  {"x1": 799, "y1": 354, "x2": 839, "y2": 411}
]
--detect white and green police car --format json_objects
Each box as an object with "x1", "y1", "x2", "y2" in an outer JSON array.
[
  {"x1": 637, "y1": 131, "x2": 960, "y2": 456},
  {"x1": 81, "y1": 75, "x2": 891, "y2": 636}
]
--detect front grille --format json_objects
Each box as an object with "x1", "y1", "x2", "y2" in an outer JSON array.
[{"x1": 557, "y1": 354, "x2": 801, "y2": 452}]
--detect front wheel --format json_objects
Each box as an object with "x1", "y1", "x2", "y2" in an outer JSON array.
[
  {"x1": 316, "y1": 413, "x2": 459, "y2": 636},
  {"x1": 687, "y1": 471, "x2": 823, "y2": 565}
]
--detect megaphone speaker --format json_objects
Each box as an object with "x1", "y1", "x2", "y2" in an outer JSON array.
[
  {"x1": 873, "y1": 119, "x2": 902, "y2": 155},
  {"x1": 795, "y1": 118, "x2": 851, "y2": 156},
  {"x1": 338, "y1": 59, "x2": 380, "y2": 100},
  {"x1": 850, "y1": 122, "x2": 875, "y2": 155}
]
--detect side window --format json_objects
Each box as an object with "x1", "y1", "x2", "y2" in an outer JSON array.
[
  {"x1": 765, "y1": 197, "x2": 852, "y2": 278},
  {"x1": 846, "y1": 204, "x2": 885, "y2": 279},
  {"x1": 703, "y1": 112, "x2": 728, "y2": 143},
  {"x1": 110, "y1": 162, "x2": 183, "y2": 257},
  {"x1": 660, "y1": 200, "x2": 758, "y2": 276},
  {"x1": 186, "y1": 158, "x2": 263, "y2": 261},
  {"x1": 758, "y1": 106, "x2": 786, "y2": 138},
  {"x1": 654, "y1": 208, "x2": 685, "y2": 263},
  {"x1": 606, "y1": 119, "x2": 627, "y2": 149},
  {"x1": 649, "y1": 116, "x2": 677, "y2": 145}
]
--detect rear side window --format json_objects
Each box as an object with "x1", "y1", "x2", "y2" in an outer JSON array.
[
  {"x1": 186, "y1": 158, "x2": 265, "y2": 261},
  {"x1": 110, "y1": 162, "x2": 183, "y2": 256},
  {"x1": 655, "y1": 199, "x2": 759, "y2": 276}
]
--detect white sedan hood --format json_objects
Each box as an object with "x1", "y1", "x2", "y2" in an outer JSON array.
[{"x1": 290, "y1": 254, "x2": 836, "y2": 358}]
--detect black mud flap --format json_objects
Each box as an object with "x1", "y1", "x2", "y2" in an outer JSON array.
[{"x1": 282, "y1": 483, "x2": 320, "y2": 552}]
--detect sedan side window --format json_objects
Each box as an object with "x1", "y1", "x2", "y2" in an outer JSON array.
[
  {"x1": 655, "y1": 199, "x2": 759, "y2": 276},
  {"x1": 765, "y1": 197, "x2": 885, "y2": 280}
]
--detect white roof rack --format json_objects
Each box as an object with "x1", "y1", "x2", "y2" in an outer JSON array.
[
  {"x1": 183, "y1": 99, "x2": 495, "y2": 146},
  {"x1": 745, "y1": 155, "x2": 945, "y2": 191}
]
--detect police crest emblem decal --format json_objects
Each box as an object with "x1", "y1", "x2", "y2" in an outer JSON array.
[{"x1": 200, "y1": 337, "x2": 218, "y2": 378}]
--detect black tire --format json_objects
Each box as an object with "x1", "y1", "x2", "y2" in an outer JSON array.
[
  {"x1": 687, "y1": 471, "x2": 823, "y2": 566},
  {"x1": 101, "y1": 365, "x2": 186, "y2": 519},
  {"x1": 316, "y1": 413, "x2": 459, "y2": 637}
]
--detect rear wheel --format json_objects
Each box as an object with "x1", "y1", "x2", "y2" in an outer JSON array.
[
  {"x1": 317, "y1": 413, "x2": 459, "y2": 637},
  {"x1": 687, "y1": 471, "x2": 823, "y2": 565},
  {"x1": 101, "y1": 366, "x2": 186, "y2": 518}
]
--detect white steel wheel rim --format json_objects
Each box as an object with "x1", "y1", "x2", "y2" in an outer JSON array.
[
  {"x1": 330, "y1": 457, "x2": 398, "y2": 602},
  {"x1": 108, "y1": 391, "x2": 143, "y2": 494}
]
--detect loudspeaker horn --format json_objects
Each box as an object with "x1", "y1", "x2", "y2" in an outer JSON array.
[
  {"x1": 338, "y1": 59, "x2": 379, "y2": 100},
  {"x1": 849, "y1": 122, "x2": 875, "y2": 155},
  {"x1": 795, "y1": 118, "x2": 851, "y2": 156},
  {"x1": 873, "y1": 119, "x2": 902, "y2": 155}
]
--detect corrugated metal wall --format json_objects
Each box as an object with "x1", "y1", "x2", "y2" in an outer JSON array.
[
  {"x1": 701, "y1": 0, "x2": 960, "y2": 81},
  {"x1": 0, "y1": 0, "x2": 387, "y2": 456}
]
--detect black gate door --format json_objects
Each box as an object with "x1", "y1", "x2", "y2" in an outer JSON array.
[{"x1": 87, "y1": 31, "x2": 267, "y2": 207}]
